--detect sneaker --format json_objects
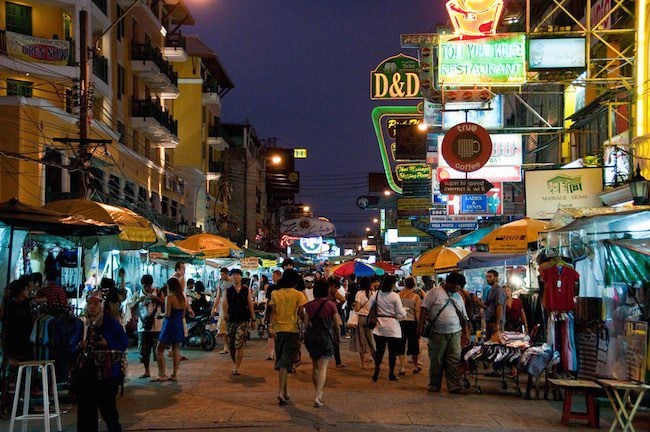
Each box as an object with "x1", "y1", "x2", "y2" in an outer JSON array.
[
  {"x1": 427, "y1": 385, "x2": 440, "y2": 393},
  {"x1": 449, "y1": 387, "x2": 469, "y2": 395}
]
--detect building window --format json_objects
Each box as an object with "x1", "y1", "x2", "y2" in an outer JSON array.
[
  {"x1": 116, "y1": 121, "x2": 125, "y2": 144},
  {"x1": 150, "y1": 191, "x2": 160, "y2": 211},
  {"x1": 6, "y1": 2, "x2": 32, "y2": 35},
  {"x1": 171, "y1": 200, "x2": 178, "y2": 220},
  {"x1": 116, "y1": 5, "x2": 125, "y2": 41},
  {"x1": 117, "y1": 64, "x2": 125, "y2": 100},
  {"x1": 7, "y1": 79, "x2": 32, "y2": 97},
  {"x1": 108, "y1": 174, "x2": 121, "y2": 199},
  {"x1": 161, "y1": 196, "x2": 169, "y2": 216},
  {"x1": 124, "y1": 181, "x2": 135, "y2": 203},
  {"x1": 138, "y1": 186, "x2": 147, "y2": 206}
]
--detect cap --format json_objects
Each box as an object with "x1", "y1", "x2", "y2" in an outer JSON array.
[{"x1": 86, "y1": 290, "x2": 105, "y2": 303}]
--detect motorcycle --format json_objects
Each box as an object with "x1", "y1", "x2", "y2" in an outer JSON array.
[{"x1": 184, "y1": 315, "x2": 216, "y2": 351}]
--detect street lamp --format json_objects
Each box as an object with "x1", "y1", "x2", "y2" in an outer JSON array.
[
  {"x1": 271, "y1": 155, "x2": 282, "y2": 165},
  {"x1": 630, "y1": 164, "x2": 649, "y2": 205},
  {"x1": 303, "y1": 205, "x2": 310, "y2": 212},
  {"x1": 372, "y1": 218, "x2": 379, "y2": 224},
  {"x1": 365, "y1": 227, "x2": 371, "y2": 232},
  {"x1": 383, "y1": 190, "x2": 392, "y2": 196}
]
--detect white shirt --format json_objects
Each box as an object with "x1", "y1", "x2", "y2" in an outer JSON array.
[
  {"x1": 369, "y1": 291, "x2": 406, "y2": 338},
  {"x1": 355, "y1": 290, "x2": 373, "y2": 316},
  {"x1": 421, "y1": 286, "x2": 468, "y2": 335}
]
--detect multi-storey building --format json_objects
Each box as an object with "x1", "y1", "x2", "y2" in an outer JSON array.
[{"x1": 0, "y1": 0, "x2": 236, "y2": 233}]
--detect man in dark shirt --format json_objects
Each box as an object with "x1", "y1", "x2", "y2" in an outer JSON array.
[
  {"x1": 223, "y1": 269, "x2": 256, "y2": 375},
  {"x1": 37, "y1": 268, "x2": 67, "y2": 306}
]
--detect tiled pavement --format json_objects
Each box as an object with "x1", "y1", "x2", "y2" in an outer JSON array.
[{"x1": 2, "y1": 335, "x2": 648, "y2": 431}]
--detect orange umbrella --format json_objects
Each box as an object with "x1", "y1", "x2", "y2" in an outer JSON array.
[
  {"x1": 477, "y1": 217, "x2": 549, "y2": 253},
  {"x1": 171, "y1": 233, "x2": 241, "y2": 258},
  {"x1": 411, "y1": 246, "x2": 470, "y2": 276}
]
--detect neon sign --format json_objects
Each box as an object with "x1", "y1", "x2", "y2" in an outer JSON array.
[
  {"x1": 438, "y1": 33, "x2": 526, "y2": 86},
  {"x1": 446, "y1": 0, "x2": 505, "y2": 37}
]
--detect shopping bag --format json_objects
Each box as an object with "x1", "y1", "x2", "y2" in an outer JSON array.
[{"x1": 346, "y1": 310, "x2": 359, "y2": 329}]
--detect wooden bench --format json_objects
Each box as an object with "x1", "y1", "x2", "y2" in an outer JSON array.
[{"x1": 548, "y1": 378, "x2": 602, "y2": 428}]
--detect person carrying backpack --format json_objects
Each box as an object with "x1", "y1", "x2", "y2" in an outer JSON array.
[{"x1": 304, "y1": 280, "x2": 341, "y2": 408}]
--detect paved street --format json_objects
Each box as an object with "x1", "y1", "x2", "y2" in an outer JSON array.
[{"x1": 2, "y1": 335, "x2": 649, "y2": 431}]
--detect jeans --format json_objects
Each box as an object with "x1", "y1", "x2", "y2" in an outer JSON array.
[
  {"x1": 138, "y1": 331, "x2": 159, "y2": 368},
  {"x1": 427, "y1": 331, "x2": 462, "y2": 391}
]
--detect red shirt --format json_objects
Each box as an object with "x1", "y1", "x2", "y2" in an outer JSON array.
[
  {"x1": 542, "y1": 265, "x2": 578, "y2": 311},
  {"x1": 505, "y1": 298, "x2": 524, "y2": 331}
]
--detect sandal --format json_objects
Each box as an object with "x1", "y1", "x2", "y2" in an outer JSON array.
[
  {"x1": 231, "y1": 370, "x2": 241, "y2": 376},
  {"x1": 398, "y1": 370, "x2": 406, "y2": 376},
  {"x1": 413, "y1": 366, "x2": 422, "y2": 374},
  {"x1": 169, "y1": 375, "x2": 178, "y2": 381},
  {"x1": 151, "y1": 376, "x2": 168, "y2": 382},
  {"x1": 139, "y1": 374, "x2": 150, "y2": 379},
  {"x1": 277, "y1": 396, "x2": 288, "y2": 406},
  {"x1": 219, "y1": 349, "x2": 229, "y2": 354}
]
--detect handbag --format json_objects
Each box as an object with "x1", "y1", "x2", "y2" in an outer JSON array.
[
  {"x1": 346, "y1": 310, "x2": 359, "y2": 329},
  {"x1": 363, "y1": 293, "x2": 379, "y2": 330}
]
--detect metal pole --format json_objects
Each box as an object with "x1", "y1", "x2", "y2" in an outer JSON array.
[
  {"x1": 5, "y1": 225, "x2": 14, "y2": 288},
  {"x1": 78, "y1": 9, "x2": 90, "y2": 198}
]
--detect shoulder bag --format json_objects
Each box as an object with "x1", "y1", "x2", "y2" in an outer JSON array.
[
  {"x1": 422, "y1": 298, "x2": 451, "y2": 339},
  {"x1": 363, "y1": 293, "x2": 380, "y2": 330}
]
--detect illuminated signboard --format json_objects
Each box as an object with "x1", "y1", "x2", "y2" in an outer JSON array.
[
  {"x1": 396, "y1": 163, "x2": 432, "y2": 181},
  {"x1": 371, "y1": 53, "x2": 421, "y2": 100},
  {"x1": 528, "y1": 38, "x2": 586, "y2": 70},
  {"x1": 442, "y1": 95, "x2": 503, "y2": 130},
  {"x1": 438, "y1": 33, "x2": 526, "y2": 86},
  {"x1": 294, "y1": 148, "x2": 308, "y2": 158},
  {"x1": 446, "y1": 0, "x2": 504, "y2": 37},
  {"x1": 300, "y1": 237, "x2": 323, "y2": 254},
  {"x1": 372, "y1": 105, "x2": 422, "y2": 193},
  {"x1": 437, "y1": 133, "x2": 522, "y2": 167}
]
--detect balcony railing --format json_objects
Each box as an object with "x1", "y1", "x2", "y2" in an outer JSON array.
[
  {"x1": 165, "y1": 33, "x2": 186, "y2": 50},
  {"x1": 208, "y1": 160, "x2": 224, "y2": 173},
  {"x1": 92, "y1": 0, "x2": 108, "y2": 15},
  {"x1": 131, "y1": 98, "x2": 178, "y2": 136},
  {"x1": 93, "y1": 55, "x2": 108, "y2": 83},
  {"x1": 208, "y1": 125, "x2": 220, "y2": 138},
  {"x1": 202, "y1": 79, "x2": 220, "y2": 93},
  {"x1": 132, "y1": 42, "x2": 178, "y2": 86}
]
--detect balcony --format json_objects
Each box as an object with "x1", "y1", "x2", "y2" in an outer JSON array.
[
  {"x1": 163, "y1": 34, "x2": 188, "y2": 62},
  {"x1": 131, "y1": 42, "x2": 179, "y2": 98},
  {"x1": 92, "y1": 0, "x2": 107, "y2": 14},
  {"x1": 0, "y1": 30, "x2": 77, "y2": 80},
  {"x1": 202, "y1": 79, "x2": 222, "y2": 110},
  {"x1": 207, "y1": 160, "x2": 224, "y2": 181},
  {"x1": 131, "y1": 98, "x2": 179, "y2": 148},
  {"x1": 93, "y1": 55, "x2": 108, "y2": 83},
  {"x1": 207, "y1": 125, "x2": 229, "y2": 150}
]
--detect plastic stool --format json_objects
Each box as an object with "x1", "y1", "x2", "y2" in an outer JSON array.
[{"x1": 9, "y1": 360, "x2": 62, "y2": 432}]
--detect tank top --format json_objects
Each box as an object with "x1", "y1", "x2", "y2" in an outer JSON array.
[
  {"x1": 226, "y1": 285, "x2": 250, "y2": 323},
  {"x1": 399, "y1": 292, "x2": 418, "y2": 321}
]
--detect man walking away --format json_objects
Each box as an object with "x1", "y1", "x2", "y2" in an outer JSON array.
[
  {"x1": 268, "y1": 269, "x2": 307, "y2": 405},
  {"x1": 418, "y1": 271, "x2": 469, "y2": 394},
  {"x1": 129, "y1": 274, "x2": 164, "y2": 378}
]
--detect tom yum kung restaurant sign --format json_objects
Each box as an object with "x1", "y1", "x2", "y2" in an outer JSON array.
[
  {"x1": 371, "y1": 54, "x2": 422, "y2": 100},
  {"x1": 438, "y1": 33, "x2": 526, "y2": 86}
]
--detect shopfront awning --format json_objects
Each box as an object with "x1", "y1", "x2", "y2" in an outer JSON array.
[
  {"x1": 547, "y1": 206, "x2": 650, "y2": 233},
  {"x1": 447, "y1": 227, "x2": 495, "y2": 247},
  {"x1": 457, "y1": 252, "x2": 528, "y2": 270},
  {"x1": 604, "y1": 239, "x2": 650, "y2": 284}
]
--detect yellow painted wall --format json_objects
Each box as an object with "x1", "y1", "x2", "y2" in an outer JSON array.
[
  {"x1": 176, "y1": 80, "x2": 204, "y2": 169},
  {"x1": 635, "y1": 0, "x2": 650, "y2": 178},
  {"x1": 0, "y1": 0, "x2": 71, "y2": 40}
]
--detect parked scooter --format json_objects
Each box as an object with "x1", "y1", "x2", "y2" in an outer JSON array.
[{"x1": 184, "y1": 315, "x2": 216, "y2": 351}]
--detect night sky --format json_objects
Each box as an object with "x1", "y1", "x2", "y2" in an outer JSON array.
[{"x1": 187, "y1": 0, "x2": 447, "y2": 234}]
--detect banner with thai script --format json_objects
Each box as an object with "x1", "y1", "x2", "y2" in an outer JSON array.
[{"x1": 6, "y1": 31, "x2": 70, "y2": 66}]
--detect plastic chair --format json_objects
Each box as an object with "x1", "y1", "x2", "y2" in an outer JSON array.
[{"x1": 9, "y1": 360, "x2": 62, "y2": 432}]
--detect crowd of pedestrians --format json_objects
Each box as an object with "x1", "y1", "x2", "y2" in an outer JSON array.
[{"x1": 1, "y1": 256, "x2": 515, "y2": 431}]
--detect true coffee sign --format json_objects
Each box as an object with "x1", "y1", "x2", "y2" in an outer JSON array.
[{"x1": 441, "y1": 122, "x2": 492, "y2": 172}]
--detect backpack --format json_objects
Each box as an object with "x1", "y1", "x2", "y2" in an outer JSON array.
[{"x1": 304, "y1": 300, "x2": 333, "y2": 346}]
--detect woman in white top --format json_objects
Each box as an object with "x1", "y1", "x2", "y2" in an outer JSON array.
[
  {"x1": 369, "y1": 275, "x2": 406, "y2": 382},
  {"x1": 350, "y1": 277, "x2": 376, "y2": 368}
]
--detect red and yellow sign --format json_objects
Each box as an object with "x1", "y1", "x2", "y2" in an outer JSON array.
[
  {"x1": 6, "y1": 31, "x2": 71, "y2": 66},
  {"x1": 446, "y1": 0, "x2": 505, "y2": 37}
]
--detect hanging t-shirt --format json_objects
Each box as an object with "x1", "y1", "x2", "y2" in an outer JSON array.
[{"x1": 542, "y1": 265, "x2": 579, "y2": 311}]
